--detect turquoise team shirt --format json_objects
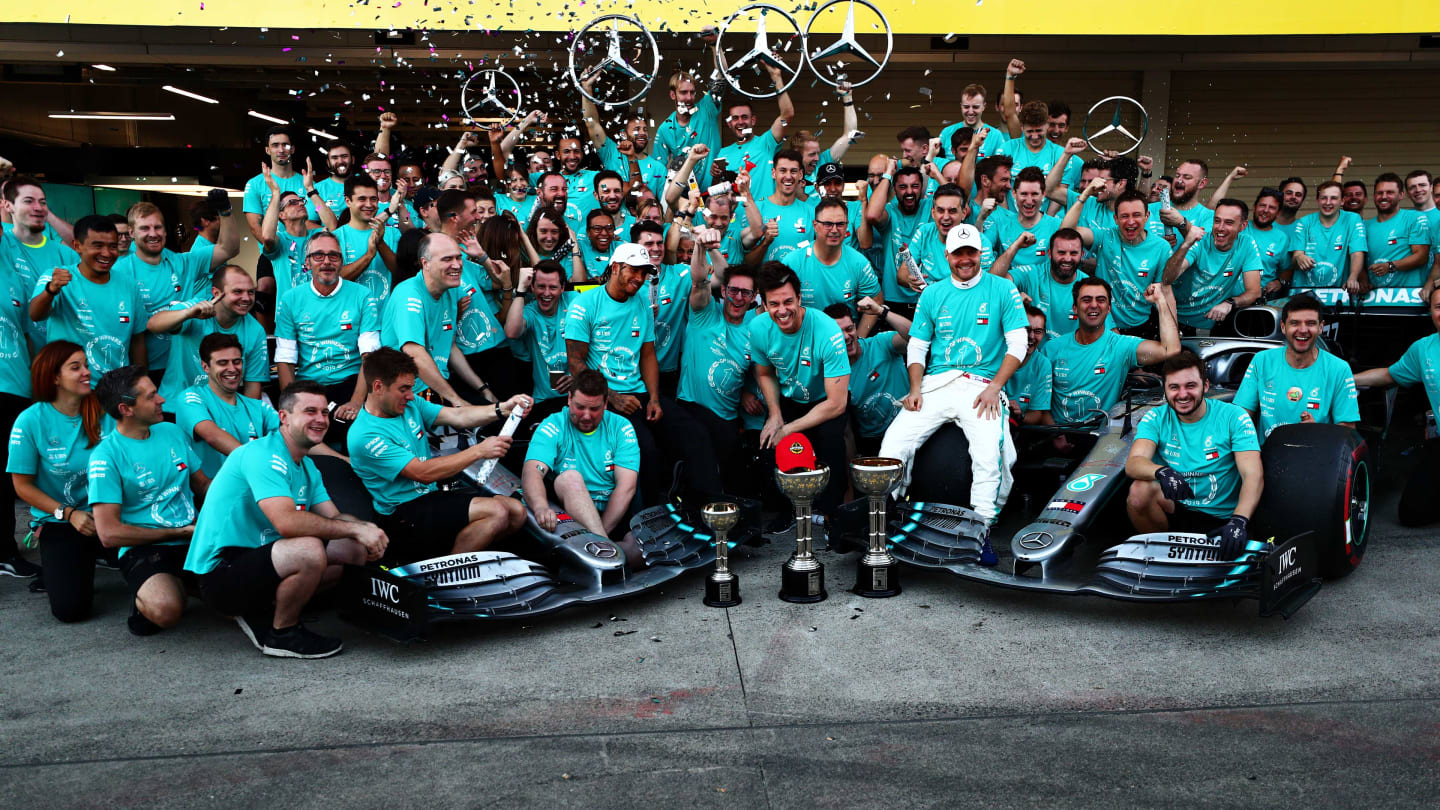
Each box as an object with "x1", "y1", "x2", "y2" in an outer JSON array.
[
  {"x1": 678, "y1": 299, "x2": 754, "y2": 421},
  {"x1": 1389, "y1": 333, "x2": 1440, "y2": 415},
  {"x1": 455, "y1": 258, "x2": 506, "y2": 356},
  {"x1": 175, "y1": 383, "x2": 281, "y2": 478},
  {"x1": 261, "y1": 228, "x2": 314, "y2": 299},
  {"x1": 1232, "y1": 347, "x2": 1359, "y2": 439},
  {"x1": 7, "y1": 403, "x2": 114, "y2": 526},
  {"x1": 984, "y1": 209, "x2": 1062, "y2": 276},
  {"x1": 564, "y1": 285, "x2": 655, "y2": 395},
  {"x1": 653, "y1": 94, "x2": 721, "y2": 184},
  {"x1": 495, "y1": 193, "x2": 539, "y2": 227},
  {"x1": 937, "y1": 121, "x2": 1006, "y2": 160},
  {"x1": 847, "y1": 334, "x2": 909, "y2": 437},
  {"x1": 1175, "y1": 234, "x2": 1263, "y2": 328},
  {"x1": 275, "y1": 278, "x2": 380, "y2": 385},
  {"x1": 1248, "y1": 225, "x2": 1292, "y2": 288},
  {"x1": 716, "y1": 131, "x2": 783, "y2": 202},
  {"x1": 347, "y1": 396, "x2": 444, "y2": 516},
  {"x1": 647, "y1": 264, "x2": 693, "y2": 374},
  {"x1": 87, "y1": 423, "x2": 201, "y2": 558},
  {"x1": 748, "y1": 309, "x2": 849, "y2": 404},
  {"x1": 1135, "y1": 398, "x2": 1260, "y2": 517},
  {"x1": 873, "y1": 198, "x2": 933, "y2": 304},
  {"x1": 518, "y1": 293, "x2": 576, "y2": 402},
  {"x1": 117, "y1": 245, "x2": 214, "y2": 372},
  {"x1": 783, "y1": 245, "x2": 880, "y2": 319},
  {"x1": 526, "y1": 409, "x2": 640, "y2": 509},
  {"x1": 995, "y1": 138, "x2": 1065, "y2": 176},
  {"x1": 34, "y1": 264, "x2": 146, "y2": 382},
  {"x1": 0, "y1": 261, "x2": 33, "y2": 397},
  {"x1": 158, "y1": 305, "x2": 268, "y2": 405},
  {"x1": 1289, "y1": 211, "x2": 1366, "y2": 288},
  {"x1": 1047, "y1": 330, "x2": 1144, "y2": 424},
  {"x1": 242, "y1": 171, "x2": 307, "y2": 218},
  {"x1": 381, "y1": 274, "x2": 461, "y2": 396},
  {"x1": 306, "y1": 176, "x2": 346, "y2": 222},
  {"x1": 184, "y1": 430, "x2": 330, "y2": 575},
  {"x1": 754, "y1": 197, "x2": 818, "y2": 263},
  {"x1": 1146, "y1": 202, "x2": 1214, "y2": 242},
  {"x1": 0, "y1": 230, "x2": 72, "y2": 351},
  {"x1": 1065, "y1": 190, "x2": 1113, "y2": 233},
  {"x1": 1005, "y1": 351, "x2": 1053, "y2": 415},
  {"x1": 1088, "y1": 226, "x2": 1171, "y2": 328},
  {"x1": 910, "y1": 274, "x2": 1027, "y2": 378},
  {"x1": 1009, "y1": 267, "x2": 1086, "y2": 341},
  {"x1": 334, "y1": 222, "x2": 399, "y2": 306},
  {"x1": 599, "y1": 138, "x2": 667, "y2": 199},
  {"x1": 574, "y1": 237, "x2": 613, "y2": 281},
  {"x1": 1364, "y1": 209, "x2": 1430, "y2": 288}
]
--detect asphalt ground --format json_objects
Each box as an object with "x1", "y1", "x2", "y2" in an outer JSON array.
[{"x1": 3, "y1": 425, "x2": 1438, "y2": 808}]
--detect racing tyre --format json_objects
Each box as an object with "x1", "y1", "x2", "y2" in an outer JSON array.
[
  {"x1": 1253, "y1": 423, "x2": 1369, "y2": 579},
  {"x1": 909, "y1": 424, "x2": 974, "y2": 505}
]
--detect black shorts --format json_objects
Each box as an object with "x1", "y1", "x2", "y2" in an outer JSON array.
[
  {"x1": 199, "y1": 543, "x2": 283, "y2": 617},
  {"x1": 118, "y1": 543, "x2": 191, "y2": 591},
  {"x1": 1168, "y1": 503, "x2": 1227, "y2": 535},
  {"x1": 376, "y1": 489, "x2": 476, "y2": 560}
]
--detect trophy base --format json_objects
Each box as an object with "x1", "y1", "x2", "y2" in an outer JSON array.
[
  {"x1": 703, "y1": 575, "x2": 742, "y2": 608},
  {"x1": 779, "y1": 562, "x2": 827, "y2": 603},
  {"x1": 853, "y1": 559, "x2": 901, "y2": 598}
]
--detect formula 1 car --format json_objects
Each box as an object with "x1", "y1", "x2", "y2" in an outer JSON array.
[{"x1": 830, "y1": 307, "x2": 1374, "y2": 617}]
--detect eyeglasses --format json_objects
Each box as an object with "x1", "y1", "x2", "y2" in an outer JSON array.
[
  {"x1": 367, "y1": 169, "x2": 392, "y2": 176},
  {"x1": 306, "y1": 251, "x2": 343, "y2": 262},
  {"x1": 1025, "y1": 327, "x2": 1047, "y2": 335},
  {"x1": 724, "y1": 286, "x2": 756, "y2": 299},
  {"x1": 588, "y1": 225, "x2": 615, "y2": 232},
  {"x1": 814, "y1": 220, "x2": 848, "y2": 230}
]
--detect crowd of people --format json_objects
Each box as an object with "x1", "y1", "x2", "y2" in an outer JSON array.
[{"x1": 2, "y1": 49, "x2": 1438, "y2": 659}]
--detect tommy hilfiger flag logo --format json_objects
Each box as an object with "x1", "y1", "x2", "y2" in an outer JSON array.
[
  {"x1": 605, "y1": 463, "x2": 615, "y2": 472},
  {"x1": 800, "y1": 359, "x2": 812, "y2": 367},
  {"x1": 341, "y1": 322, "x2": 353, "y2": 331},
  {"x1": 175, "y1": 460, "x2": 187, "y2": 471},
  {"x1": 976, "y1": 317, "x2": 989, "y2": 325},
  {"x1": 119, "y1": 316, "x2": 130, "y2": 324},
  {"x1": 1388, "y1": 238, "x2": 1399, "y2": 246},
  {"x1": 1306, "y1": 401, "x2": 1320, "y2": 410},
  {"x1": 1093, "y1": 364, "x2": 1106, "y2": 374},
  {"x1": 631, "y1": 328, "x2": 641, "y2": 337},
  {"x1": 1204, "y1": 449, "x2": 1220, "y2": 461},
  {"x1": 295, "y1": 504, "x2": 309, "y2": 511},
  {"x1": 442, "y1": 323, "x2": 453, "y2": 331},
  {"x1": 869, "y1": 371, "x2": 880, "y2": 381}
]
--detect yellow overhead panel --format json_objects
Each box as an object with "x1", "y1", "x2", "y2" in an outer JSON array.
[{"x1": 11, "y1": 0, "x2": 1440, "y2": 36}]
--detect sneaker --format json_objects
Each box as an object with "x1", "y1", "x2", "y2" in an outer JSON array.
[
  {"x1": 0, "y1": 555, "x2": 41, "y2": 578},
  {"x1": 128, "y1": 606, "x2": 163, "y2": 637},
  {"x1": 234, "y1": 614, "x2": 268, "y2": 653},
  {"x1": 261, "y1": 624, "x2": 344, "y2": 659}
]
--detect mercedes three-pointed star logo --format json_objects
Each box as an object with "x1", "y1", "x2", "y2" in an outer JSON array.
[
  {"x1": 568, "y1": 14, "x2": 661, "y2": 108},
  {"x1": 715, "y1": 4, "x2": 806, "y2": 99},
  {"x1": 1082, "y1": 96, "x2": 1150, "y2": 156},
  {"x1": 585, "y1": 541, "x2": 619, "y2": 559},
  {"x1": 804, "y1": 0, "x2": 893, "y2": 88},
  {"x1": 459, "y1": 68, "x2": 523, "y2": 125}
]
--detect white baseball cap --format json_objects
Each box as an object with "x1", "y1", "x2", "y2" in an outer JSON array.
[
  {"x1": 610, "y1": 242, "x2": 657, "y2": 269},
  {"x1": 945, "y1": 224, "x2": 983, "y2": 253}
]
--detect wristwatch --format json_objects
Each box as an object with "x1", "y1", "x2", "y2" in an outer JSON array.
[{"x1": 52, "y1": 506, "x2": 66, "y2": 521}]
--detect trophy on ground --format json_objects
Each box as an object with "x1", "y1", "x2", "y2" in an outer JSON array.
[
  {"x1": 702, "y1": 502, "x2": 742, "y2": 607},
  {"x1": 775, "y1": 461, "x2": 830, "y2": 604},
  {"x1": 850, "y1": 457, "x2": 903, "y2": 598}
]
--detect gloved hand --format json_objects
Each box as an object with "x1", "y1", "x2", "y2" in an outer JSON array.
[
  {"x1": 206, "y1": 188, "x2": 233, "y2": 215},
  {"x1": 1153, "y1": 466, "x2": 1194, "y2": 502},
  {"x1": 1211, "y1": 515, "x2": 1250, "y2": 560}
]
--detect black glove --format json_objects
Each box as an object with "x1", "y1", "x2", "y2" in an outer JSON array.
[
  {"x1": 1153, "y1": 466, "x2": 1193, "y2": 502},
  {"x1": 206, "y1": 188, "x2": 232, "y2": 215},
  {"x1": 1211, "y1": 515, "x2": 1250, "y2": 560}
]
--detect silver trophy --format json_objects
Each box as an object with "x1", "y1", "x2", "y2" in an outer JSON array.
[
  {"x1": 775, "y1": 465, "x2": 830, "y2": 603},
  {"x1": 702, "y1": 502, "x2": 742, "y2": 607},
  {"x1": 850, "y1": 457, "x2": 903, "y2": 598}
]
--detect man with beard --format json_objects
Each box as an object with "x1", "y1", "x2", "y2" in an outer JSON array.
[
  {"x1": 1286, "y1": 181, "x2": 1367, "y2": 293},
  {"x1": 1341, "y1": 180, "x2": 1368, "y2": 216},
  {"x1": 335, "y1": 174, "x2": 401, "y2": 308},
  {"x1": 1044, "y1": 145, "x2": 1138, "y2": 232},
  {"x1": 958, "y1": 147, "x2": 1013, "y2": 226},
  {"x1": 743, "y1": 150, "x2": 816, "y2": 264},
  {"x1": 1277, "y1": 177, "x2": 1307, "y2": 229},
  {"x1": 1126, "y1": 351, "x2": 1262, "y2": 561},
  {"x1": 534, "y1": 172, "x2": 583, "y2": 231},
  {"x1": 1250, "y1": 189, "x2": 1294, "y2": 296},
  {"x1": 587, "y1": 170, "x2": 633, "y2": 242},
  {"x1": 900, "y1": 184, "x2": 986, "y2": 289},
  {"x1": 1363, "y1": 173, "x2": 1431, "y2": 290},
  {"x1": 505, "y1": 261, "x2": 577, "y2": 425},
  {"x1": 259, "y1": 163, "x2": 338, "y2": 314},
  {"x1": 1047, "y1": 277, "x2": 1179, "y2": 427},
  {"x1": 830, "y1": 300, "x2": 910, "y2": 457},
  {"x1": 554, "y1": 136, "x2": 598, "y2": 208},
  {"x1": 877, "y1": 224, "x2": 1025, "y2": 525},
  {"x1": 983, "y1": 167, "x2": 1060, "y2": 279},
  {"x1": 147, "y1": 265, "x2": 267, "y2": 407},
  {"x1": 1354, "y1": 286, "x2": 1440, "y2": 527},
  {"x1": 579, "y1": 78, "x2": 666, "y2": 198},
  {"x1": 1151, "y1": 159, "x2": 1215, "y2": 241},
  {"x1": 1063, "y1": 187, "x2": 1175, "y2": 334},
  {"x1": 938, "y1": 81, "x2": 1008, "y2": 162},
  {"x1": 307, "y1": 142, "x2": 354, "y2": 225},
  {"x1": 1233, "y1": 294, "x2": 1358, "y2": 440},
  {"x1": 991, "y1": 228, "x2": 1089, "y2": 341},
  {"x1": 242, "y1": 128, "x2": 307, "y2": 242},
  {"x1": 713, "y1": 64, "x2": 795, "y2": 202},
  {"x1": 1003, "y1": 304, "x2": 1053, "y2": 426},
  {"x1": 576, "y1": 210, "x2": 617, "y2": 282},
  {"x1": 381, "y1": 233, "x2": 485, "y2": 406},
  {"x1": 175, "y1": 334, "x2": 281, "y2": 478},
  {"x1": 783, "y1": 199, "x2": 882, "y2": 331},
  {"x1": 1163, "y1": 200, "x2": 1264, "y2": 331},
  {"x1": 863, "y1": 161, "x2": 932, "y2": 317},
  {"x1": 677, "y1": 258, "x2": 755, "y2": 481}
]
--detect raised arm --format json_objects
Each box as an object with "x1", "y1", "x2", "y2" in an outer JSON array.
[
  {"x1": 1000, "y1": 59, "x2": 1024, "y2": 136},
  {"x1": 441, "y1": 131, "x2": 481, "y2": 175},
  {"x1": 824, "y1": 82, "x2": 859, "y2": 165},
  {"x1": 1046, "y1": 138, "x2": 1088, "y2": 206},
  {"x1": 1205, "y1": 166, "x2": 1247, "y2": 209},
  {"x1": 374, "y1": 112, "x2": 397, "y2": 159},
  {"x1": 766, "y1": 64, "x2": 795, "y2": 143},
  {"x1": 1162, "y1": 222, "x2": 1203, "y2": 285}
]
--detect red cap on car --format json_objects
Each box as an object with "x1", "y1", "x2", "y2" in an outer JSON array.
[{"x1": 776, "y1": 433, "x2": 817, "y2": 473}]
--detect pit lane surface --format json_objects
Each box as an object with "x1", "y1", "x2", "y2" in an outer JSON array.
[{"x1": 3, "y1": 429, "x2": 1437, "y2": 807}]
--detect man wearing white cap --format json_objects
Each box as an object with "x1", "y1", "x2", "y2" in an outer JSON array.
[
  {"x1": 879, "y1": 223, "x2": 1028, "y2": 524},
  {"x1": 565, "y1": 242, "x2": 722, "y2": 503}
]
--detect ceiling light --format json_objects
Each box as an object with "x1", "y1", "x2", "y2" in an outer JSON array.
[
  {"x1": 91, "y1": 64, "x2": 116, "y2": 72},
  {"x1": 163, "y1": 85, "x2": 219, "y2": 104},
  {"x1": 49, "y1": 111, "x2": 175, "y2": 121},
  {"x1": 307, "y1": 128, "x2": 339, "y2": 141},
  {"x1": 94, "y1": 183, "x2": 241, "y2": 197},
  {"x1": 248, "y1": 110, "x2": 290, "y2": 125}
]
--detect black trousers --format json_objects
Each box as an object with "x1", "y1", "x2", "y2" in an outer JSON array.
[
  {"x1": 0, "y1": 392, "x2": 30, "y2": 559},
  {"x1": 775, "y1": 397, "x2": 849, "y2": 515},
  {"x1": 1399, "y1": 438, "x2": 1440, "y2": 528},
  {"x1": 464, "y1": 347, "x2": 528, "y2": 401},
  {"x1": 321, "y1": 375, "x2": 361, "y2": 448},
  {"x1": 38, "y1": 521, "x2": 109, "y2": 623},
  {"x1": 612, "y1": 392, "x2": 722, "y2": 504},
  {"x1": 678, "y1": 399, "x2": 743, "y2": 493}
]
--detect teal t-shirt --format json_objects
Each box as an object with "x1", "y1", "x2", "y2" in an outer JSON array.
[
  {"x1": 754, "y1": 196, "x2": 818, "y2": 263},
  {"x1": 118, "y1": 245, "x2": 214, "y2": 372},
  {"x1": 1289, "y1": 211, "x2": 1367, "y2": 288},
  {"x1": 748, "y1": 309, "x2": 849, "y2": 404},
  {"x1": 242, "y1": 171, "x2": 307, "y2": 217},
  {"x1": 455, "y1": 258, "x2": 506, "y2": 355},
  {"x1": 1005, "y1": 351, "x2": 1053, "y2": 414},
  {"x1": 1146, "y1": 202, "x2": 1215, "y2": 241},
  {"x1": 716, "y1": 131, "x2": 783, "y2": 201},
  {"x1": 381, "y1": 274, "x2": 462, "y2": 395},
  {"x1": 519, "y1": 293, "x2": 576, "y2": 402},
  {"x1": 647, "y1": 264, "x2": 693, "y2": 374},
  {"x1": 158, "y1": 306, "x2": 268, "y2": 405},
  {"x1": 334, "y1": 222, "x2": 398, "y2": 307},
  {"x1": 306, "y1": 176, "x2": 346, "y2": 222},
  {"x1": 275, "y1": 278, "x2": 380, "y2": 385},
  {"x1": 1009, "y1": 266, "x2": 1085, "y2": 341},
  {"x1": 0, "y1": 229, "x2": 69, "y2": 351},
  {"x1": 1064, "y1": 191, "x2": 1114, "y2": 234},
  {"x1": 347, "y1": 396, "x2": 444, "y2": 516},
  {"x1": 174, "y1": 383, "x2": 281, "y2": 478},
  {"x1": 495, "y1": 193, "x2": 539, "y2": 226},
  {"x1": 1389, "y1": 333, "x2": 1440, "y2": 415},
  {"x1": 783, "y1": 245, "x2": 880, "y2": 319},
  {"x1": 1175, "y1": 234, "x2": 1263, "y2": 328},
  {"x1": 184, "y1": 430, "x2": 330, "y2": 575},
  {"x1": 599, "y1": 138, "x2": 667, "y2": 199},
  {"x1": 1232, "y1": 346, "x2": 1360, "y2": 439},
  {"x1": 996, "y1": 137, "x2": 1065, "y2": 176},
  {"x1": 678, "y1": 299, "x2": 754, "y2": 421},
  {"x1": 874, "y1": 198, "x2": 933, "y2": 304},
  {"x1": 937, "y1": 121, "x2": 1006, "y2": 160},
  {"x1": 653, "y1": 94, "x2": 722, "y2": 184},
  {"x1": 1364, "y1": 209, "x2": 1430, "y2": 288},
  {"x1": 910, "y1": 273, "x2": 1027, "y2": 378},
  {"x1": 1248, "y1": 225, "x2": 1292, "y2": 288},
  {"x1": 261, "y1": 227, "x2": 314, "y2": 298},
  {"x1": 1088, "y1": 226, "x2": 1171, "y2": 328},
  {"x1": 574, "y1": 237, "x2": 613, "y2": 281},
  {"x1": 0, "y1": 262, "x2": 33, "y2": 397},
  {"x1": 563, "y1": 285, "x2": 656, "y2": 395},
  {"x1": 87, "y1": 423, "x2": 201, "y2": 557},
  {"x1": 848, "y1": 334, "x2": 909, "y2": 437},
  {"x1": 1135, "y1": 398, "x2": 1260, "y2": 517},
  {"x1": 34, "y1": 264, "x2": 147, "y2": 382},
  {"x1": 1047, "y1": 329, "x2": 1144, "y2": 424},
  {"x1": 984, "y1": 208, "x2": 1062, "y2": 277},
  {"x1": 6, "y1": 403, "x2": 113, "y2": 526},
  {"x1": 526, "y1": 408, "x2": 640, "y2": 509}
]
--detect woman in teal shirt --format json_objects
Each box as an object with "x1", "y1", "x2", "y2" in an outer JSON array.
[{"x1": 7, "y1": 341, "x2": 113, "y2": 622}]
